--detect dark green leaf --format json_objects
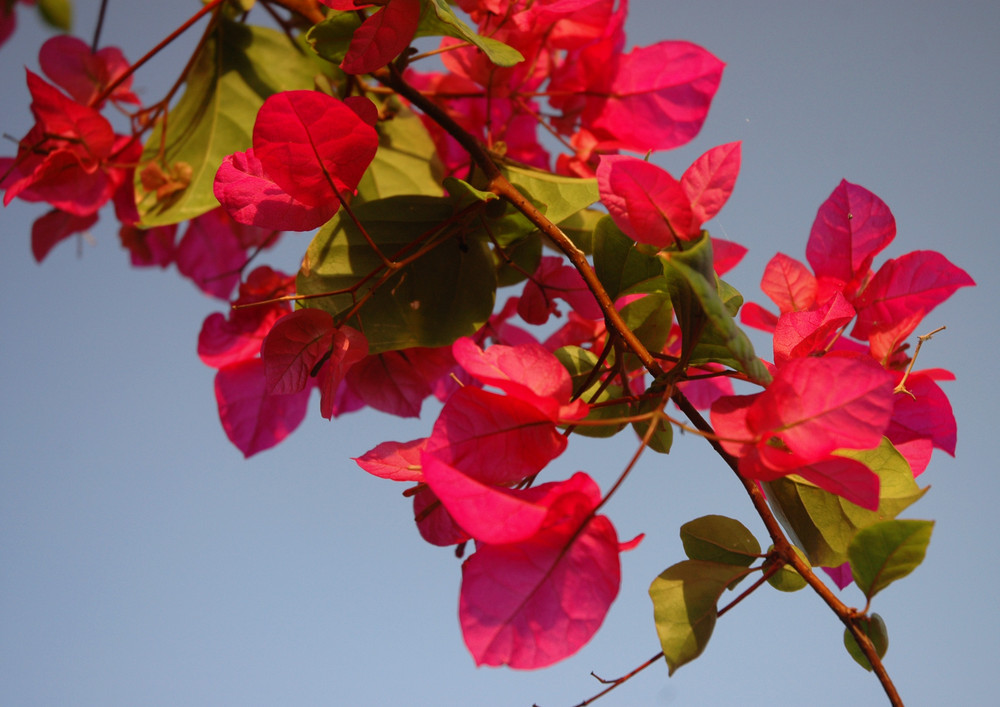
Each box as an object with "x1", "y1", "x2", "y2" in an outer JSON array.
[
  {"x1": 593, "y1": 216, "x2": 668, "y2": 300},
  {"x1": 765, "y1": 438, "x2": 928, "y2": 568},
  {"x1": 631, "y1": 392, "x2": 673, "y2": 454},
  {"x1": 557, "y1": 208, "x2": 605, "y2": 255},
  {"x1": 844, "y1": 613, "x2": 889, "y2": 671},
  {"x1": 661, "y1": 234, "x2": 771, "y2": 384},
  {"x1": 554, "y1": 346, "x2": 631, "y2": 438},
  {"x1": 495, "y1": 233, "x2": 542, "y2": 287},
  {"x1": 37, "y1": 0, "x2": 71, "y2": 30},
  {"x1": 849, "y1": 520, "x2": 934, "y2": 600},
  {"x1": 680, "y1": 515, "x2": 761, "y2": 567},
  {"x1": 297, "y1": 196, "x2": 496, "y2": 353},
  {"x1": 649, "y1": 560, "x2": 754, "y2": 675},
  {"x1": 619, "y1": 293, "x2": 673, "y2": 370}
]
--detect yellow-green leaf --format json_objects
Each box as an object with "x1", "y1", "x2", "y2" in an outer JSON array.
[
  {"x1": 849, "y1": 519, "x2": 934, "y2": 600},
  {"x1": 137, "y1": 19, "x2": 323, "y2": 226},
  {"x1": 649, "y1": 560, "x2": 753, "y2": 675}
]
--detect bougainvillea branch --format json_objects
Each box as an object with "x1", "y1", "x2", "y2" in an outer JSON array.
[{"x1": 1, "y1": 1, "x2": 974, "y2": 704}]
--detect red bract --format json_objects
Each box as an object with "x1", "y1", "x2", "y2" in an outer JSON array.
[
  {"x1": 2, "y1": 72, "x2": 116, "y2": 214},
  {"x1": 681, "y1": 141, "x2": 741, "y2": 226},
  {"x1": 214, "y1": 149, "x2": 341, "y2": 231},
  {"x1": 711, "y1": 356, "x2": 895, "y2": 509},
  {"x1": 344, "y1": 347, "x2": 457, "y2": 417},
  {"x1": 772, "y1": 292, "x2": 855, "y2": 366},
  {"x1": 426, "y1": 386, "x2": 573, "y2": 486},
  {"x1": 197, "y1": 266, "x2": 295, "y2": 369},
  {"x1": 598, "y1": 156, "x2": 699, "y2": 248},
  {"x1": 413, "y1": 485, "x2": 472, "y2": 546},
  {"x1": 29, "y1": 209, "x2": 98, "y2": 262},
  {"x1": 175, "y1": 209, "x2": 251, "y2": 300},
  {"x1": 806, "y1": 179, "x2": 896, "y2": 298},
  {"x1": 454, "y1": 471, "x2": 631, "y2": 668},
  {"x1": 119, "y1": 224, "x2": 178, "y2": 268},
  {"x1": 354, "y1": 437, "x2": 426, "y2": 482},
  {"x1": 886, "y1": 370, "x2": 957, "y2": 471},
  {"x1": 582, "y1": 41, "x2": 724, "y2": 153},
  {"x1": 851, "y1": 250, "x2": 975, "y2": 362},
  {"x1": 316, "y1": 326, "x2": 369, "y2": 419},
  {"x1": 759, "y1": 252, "x2": 817, "y2": 314},
  {"x1": 339, "y1": 0, "x2": 422, "y2": 75},
  {"x1": 452, "y1": 337, "x2": 589, "y2": 420},
  {"x1": 262, "y1": 309, "x2": 338, "y2": 395},
  {"x1": 214, "y1": 358, "x2": 311, "y2": 458},
  {"x1": 38, "y1": 35, "x2": 140, "y2": 108},
  {"x1": 252, "y1": 90, "x2": 379, "y2": 207},
  {"x1": 518, "y1": 256, "x2": 604, "y2": 326},
  {"x1": 710, "y1": 238, "x2": 747, "y2": 277}
]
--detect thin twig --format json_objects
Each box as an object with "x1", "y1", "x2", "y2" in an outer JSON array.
[{"x1": 894, "y1": 325, "x2": 946, "y2": 397}]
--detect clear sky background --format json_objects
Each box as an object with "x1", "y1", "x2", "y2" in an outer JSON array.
[{"x1": 2, "y1": 2, "x2": 998, "y2": 705}]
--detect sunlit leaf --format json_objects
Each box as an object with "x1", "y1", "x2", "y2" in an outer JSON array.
[
  {"x1": 419, "y1": 0, "x2": 524, "y2": 67},
  {"x1": 502, "y1": 163, "x2": 599, "y2": 227},
  {"x1": 649, "y1": 560, "x2": 753, "y2": 675},
  {"x1": 765, "y1": 439, "x2": 928, "y2": 567},
  {"x1": 137, "y1": 20, "x2": 323, "y2": 226},
  {"x1": 849, "y1": 519, "x2": 934, "y2": 600},
  {"x1": 680, "y1": 515, "x2": 760, "y2": 567},
  {"x1": 356, "y1": 99, "x2": 444, "y2": 201}
]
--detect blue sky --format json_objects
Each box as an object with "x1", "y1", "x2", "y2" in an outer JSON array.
[{"x1": 2, "y1": 2, "x2": 998, "y2": 705}]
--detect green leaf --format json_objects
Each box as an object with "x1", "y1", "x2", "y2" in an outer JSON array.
[
  {"x1": 554, "y1": 346, "x2": 632, "y2": 438},
  {"x1": 419, "y1": 0, "x2": 524, "y2": 67},
  {"x1": 765, "y1": 438, "x2": 928, "y2": 568},
  {"x1": 136, "y1": 19, "x2": 324, "y2": 227},
  {"x1": 618, "y1": 293, "x2": 673, "y2": 370},
  {"x1": 556, "y1": 208, "x2": 603, "y2": 255},
  {"x1": 297, "y1": 196, "x2": 496, "y2": 353},
  {"x1": 680, "y1": 515, "x2": 761, "y2": 567},
  {"x1": 306, "y1": 12, "x2": 363, "y2": 64},
  {"x1": 593, "y1": 216, "x2": 668, "y2": 300},
  {"x1": 849, "y1": 520, "x2": 934, "y2": 600},
  {"x1": 495, "y1": 232, "x2": 542, "y2": 287},
  {"x1": 844, "y1": 613, "x2": 889, "y2": 671},
  {"x1": 649, "y1": 560, "x2": 754, "y2": 675},
  {"x1": 631, "y1": 393, "x2": 673, "y2": 454},
  {"x1": 501, "y1": 165, "x2": 599, "y2": 228},
  {"x1": 37, "y1": 0, "x2": 71, "y2": 30},
  {"x1": 660, "y1": 234, "x2": 771, "y2": 385},
  {"x1": 356, "y1": 100, "x2": 444, "y2": 201},
  {"x1": 762, "y1": 544, "x2": 809, "y2": 592},
  {"x1": 442, "y1": 177, "x2": 498, "y2": 209}
]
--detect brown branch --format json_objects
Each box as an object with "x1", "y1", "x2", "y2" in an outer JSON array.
[
  {"x1": 377, "y1": 60, "x2": 902, "y2": 707},
  {"x1": 669, "y1": 390, "x2": 904, "y2": 706},
  {"x1": 93, "y1": 0, "x2": 228, "y2": 108}
]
